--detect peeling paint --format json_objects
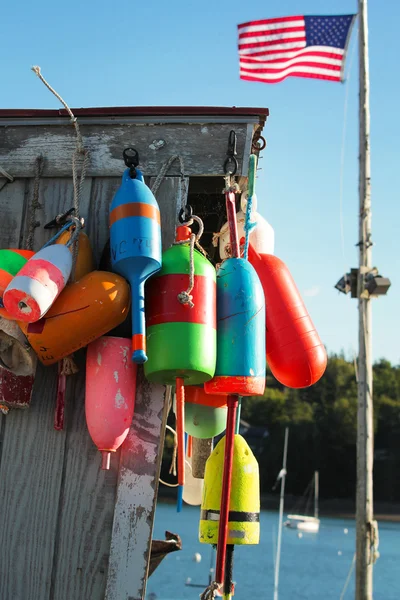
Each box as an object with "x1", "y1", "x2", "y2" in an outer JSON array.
[
  {"x1": 97, "y1": 353, "x2": 102, "y2": 366},
  {"x1": 115, "y1": 389, "x2": 126, "y2": 409},
  {"x1": 114, "y1": 371, "x2": 119, "y2": 383}
]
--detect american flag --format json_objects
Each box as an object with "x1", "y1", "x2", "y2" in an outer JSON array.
[{"x1": 238, "y1": 14, "x2": 356, "y2": 84}]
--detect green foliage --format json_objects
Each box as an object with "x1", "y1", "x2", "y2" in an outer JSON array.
[{"x1": 241, "y1": 355, "x2": 400, "y2": 501}]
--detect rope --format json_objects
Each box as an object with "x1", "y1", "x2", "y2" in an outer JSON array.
[
  {"x1": 200, "y1": 581, "x2": 221, "y2": 600},
  {"x1": 339, "y1": 553, "x2": 356, "y2": 600},
  {"x1": 26, "y1": 156, "x2": 44, "y2": 251},
  {"x1": 151, "y1": 155, "x2": 185, "y2": 197},
  {"x1": 243, "y1": 193, "x2": 257, "y2": 261},
  {"x1": 0, "y1": 167, "x2": 14, "y2": 182},
  {"x1": 31, "y1": 66, "x2": 84, "y2": 151},
  {"x1": 31, "y1": 66, "x2": 91, "y2": 277},
  {"x1": 173, "y1": 215, "x2": 205, "y2": 308}
]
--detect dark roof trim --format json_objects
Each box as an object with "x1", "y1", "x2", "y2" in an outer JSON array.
[{"x1": 0, "y1": 106, "x2": 269, "y2": 127}]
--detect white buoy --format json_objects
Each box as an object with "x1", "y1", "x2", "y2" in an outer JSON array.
[
  {"x1": 297, "y1": 532, "x2": 303, "y2": 539},
  {"x1": 344, "y1": 528, "x2": 349, "y2": 534},
  {"x1": 338, "y1": 550, "x2": 342, "y2": 556},
  {"x1": 183, "y1": 454, "x2": 204, "y2": 506},
  {"x1": 193, "y1": 552, "x2": 202, "y2": 563}
]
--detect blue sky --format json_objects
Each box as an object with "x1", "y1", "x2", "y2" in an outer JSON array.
[{"x1": 1, "y1": 0, "x2": 398, "y2": 364}]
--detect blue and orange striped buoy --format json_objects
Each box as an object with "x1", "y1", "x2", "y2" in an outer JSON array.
[{"x1": 110, "y1": 167, "x2": 162, "y2": 364}]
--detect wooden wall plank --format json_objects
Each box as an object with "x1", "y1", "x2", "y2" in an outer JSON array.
[
  {"x1": 0, "y1": 123, "x2": 249, "y2": 177},
  {"x1": 85, "y1": 177, "x2": 120, "y2": 264},
  {"x1": 106, "y1": 177, "x2": 182, "y2": 600},
  {"x1": 0, "y1": 179, "x2": 27, "y2": 247},
  {"x1": 22, "y1": 177, "x2": 92, "y2": 251},
  {"x1": 49, "y1": 352, "x2": 119, "y2": 600},
  {"x1": 0, "y1": 363, "x2": 63, "y2": 600}
]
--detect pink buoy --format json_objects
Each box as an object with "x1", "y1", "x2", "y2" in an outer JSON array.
[
  {"x1": 85, "y1": 336, "x2": 137, "y2": 470},
  {"x1": 3, "y1": 245, "x2": 72, "y2": 322}
]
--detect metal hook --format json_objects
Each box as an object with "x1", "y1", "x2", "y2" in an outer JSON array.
[
  {"x1": 123, "y1": 147, "x2": 140, "y2": 179},
  {"x1": 223, "y1": 130, "x2": 238, "y2": 176},
  {"x1": 65, "y1": 216, "x2": 83, "y2": 247},
  {"x1": 178, "y1": 204, "x2": 193, "y2": 224},
  {"x1": 44, "y1": 207, "x2": 75, "y2": 229}
]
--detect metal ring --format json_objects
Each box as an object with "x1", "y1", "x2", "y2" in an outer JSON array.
[
  {"x1": 253, "y1": 136, "x2": 266, "y2": 151},
  {"x1": 223, "y1": 156, "x2": 238, "y2": 176}
]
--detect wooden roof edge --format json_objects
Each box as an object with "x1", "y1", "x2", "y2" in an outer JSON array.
[{"x1": 0, "y1": 106, "x2": 269, "y2": 127}]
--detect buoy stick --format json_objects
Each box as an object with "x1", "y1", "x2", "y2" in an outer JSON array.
[
  {"x1": 177, "y1": 432, "x2": 188, "y2": 513},
  {"x1": 176, "y1": 377, "x2": 186, "y2": 486},
  {"x1": 225, "y1": 192, "x2": 240, "y2": 259},
  {"x1": 54, "y1": 363, "x2": 66, "y2": 430},
  {"x1": 187, "y1": 434, "x2": 193, "y2": 458},
  {"x1": 223, "y1": 544, "x2": 235, "y2": 599},
  {"x1": 215, "y1": 394, "x2": 238, "y2": 584},
  {"x1": 131, "y1": 278, "x2": 147, "y2": 364}
]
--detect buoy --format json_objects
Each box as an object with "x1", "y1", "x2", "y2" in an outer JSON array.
[
  {"x1": 0, "y1": 249, "x2": 35, "y2": 319},
  {"x1": 145, "y1": 225, "x2": 216, "y2": 386},
  {"x1": 3, "y1": 245, "x2": 73, "y2": 322},
  {"x1": 218, "y1": 192, "x2": 274, "y2": 259},
  {"x1": 55, "y1": 227, "x2": 95, "y2": 281},
  {"x1": 85, "y1": 336, "x2": 136, "y2": 469},
  {"x1": 19, "y1": 271, "x2": 130, "y2": 365},
  {"x1": 204, "y1": 232, "x2": 265, "y2": 396},
  {"x1": 185, "y1": 385, "x2": 227, "y2": 439},
  {"x1": 247, "y1": 243, "x2": 327, "y2": 388},
  {"x1": 145, "y1": 221, "x2": 217, "y2": 487},
  {"x1": 193, "y1": 552, "x2": 202, "y2": 563},
  {"x1": 199, "y1": 434, "x2": 260, "y2": 545},
  {"x1": 203, "y1": 190, "x2": 265, "y2": 587},
  {"x1": 344, "y1": 528, "x2": 349, "y2": 534},
  {"x1": 110, "y1": 167, "x2": 162, "y2": 364}
]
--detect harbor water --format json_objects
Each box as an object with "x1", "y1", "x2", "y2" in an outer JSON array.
[{"x1": 146, "y1": 502, "x2": 399, "y2": 600}]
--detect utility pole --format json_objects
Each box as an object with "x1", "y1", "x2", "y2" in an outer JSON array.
[
  {"x1": 273, "y1": 427, "x2": 288, "y2": 600},
  {"x1": 356, "y1": 0, "x2": 374, "y2": 597}
]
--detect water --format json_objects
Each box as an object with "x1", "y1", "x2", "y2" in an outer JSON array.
[{"x1": 146, "y1": 502, "x2": 400, "y2": 600}]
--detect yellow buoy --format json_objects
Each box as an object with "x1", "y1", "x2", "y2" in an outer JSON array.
[{"x1": 199, "y1": 434, "x2": 260, "y2": 546}]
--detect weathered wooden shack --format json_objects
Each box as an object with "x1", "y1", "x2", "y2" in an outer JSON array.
[{"x1": 0, "y1": 106, "x2": 268, "y2": 600}]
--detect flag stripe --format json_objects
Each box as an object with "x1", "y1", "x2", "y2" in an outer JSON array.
[
  {"x1": 240, "y1": 58, "x2": 342, "y2": 73},
  {"x1": 240, "y1": 41, "x2": 306, "y2": 56},
  {"x1": 239, "y1": 46, "x2": 344, "y2": 62},
  {"x1": 240, "y1": 50, "x2": 344, "y2": 65},
  {"x1": 238, "y1": 15, "x2": 303, "y2": 29},
  {"x1": 239, "y1": 25, "x2": 304, "y2": 40},
  {"x1": 240, "y1": 60, "x2": 342, "y2": 74},
  {"x1": 240, "y1": 64, "x2": 342, "y2": 81},
  {"x1": 240, "y1": 72, "x2": 341, "y2": 84},
  {"x1": 239, "y1": 35, "x2": 306, "y2": 51}
]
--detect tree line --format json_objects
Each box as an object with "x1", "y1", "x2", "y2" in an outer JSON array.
[{"x1": 241, "y1": 354, "x2": 400, "y2": 501}]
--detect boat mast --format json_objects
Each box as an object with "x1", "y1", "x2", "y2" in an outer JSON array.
[
  {"x1": 273, "y1": 427, "x2": 289, "y2": 600},
  {"x1": 356, "y1": 0, "x2": 374, "y2": 598},
  {"x1": 314, "y1": 471, "x2": 319, "y2": 520}
]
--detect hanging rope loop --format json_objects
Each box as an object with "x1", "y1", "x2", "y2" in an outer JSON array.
[{"x1": 26, "y1": 156, "x2": 45, "y2": 251}]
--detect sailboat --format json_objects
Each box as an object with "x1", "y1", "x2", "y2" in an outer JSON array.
[{"x1": 284, "y1": 471, "x2": 320, "y2": 533}]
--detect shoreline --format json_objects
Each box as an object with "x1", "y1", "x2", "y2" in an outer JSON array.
[{"x1": 157, "y1": 490, "x2": 400, "y2": 523}]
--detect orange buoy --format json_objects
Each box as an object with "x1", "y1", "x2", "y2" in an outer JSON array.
[
  {"x1": 55, "y1": 228, "x2": 95, "y2": 282},
  {"x1": 85, "y1": 336, "x2": 136, "y2": 469},
  {"x1": 248, "y1": 243, "x2": 327, "y2": 388},
  {"x1": 19, "y1": 271, "x2": 130, "y2": 365}
]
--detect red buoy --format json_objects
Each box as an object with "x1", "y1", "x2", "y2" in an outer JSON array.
[
  {"x1": 248, "y1": 243, "x2": 327, "y2": 388},
  {"x1": 85, "y1": 336, "x2": 137, "y2": 469}
]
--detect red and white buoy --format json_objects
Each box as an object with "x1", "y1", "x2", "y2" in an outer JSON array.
[{"x1": 3, "y1": 245, "x2": 72, "y2": 322}]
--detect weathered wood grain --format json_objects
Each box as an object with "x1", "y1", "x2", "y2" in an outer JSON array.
[
  {"x1": 49, "y1": 352, "x2": 118, "y2": 600},
  {"x1": 22, "y1": 177, "x2": 92, "y2": 252},
  {"x1": 0, "y1": 362, "x2": 63, "y2": 600},
  {"x1": 0, "y1": 178, "x2": 27, "y2": 248},
  {"x1": 0, "y1": 123, "x2": 251, "y2": 177},
  {"x1": 85, "y1": 177, "x2": 120, "y2": 264},
  {"x1": 106, "y1": 177, "x2": 182, "y2": 600}
]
